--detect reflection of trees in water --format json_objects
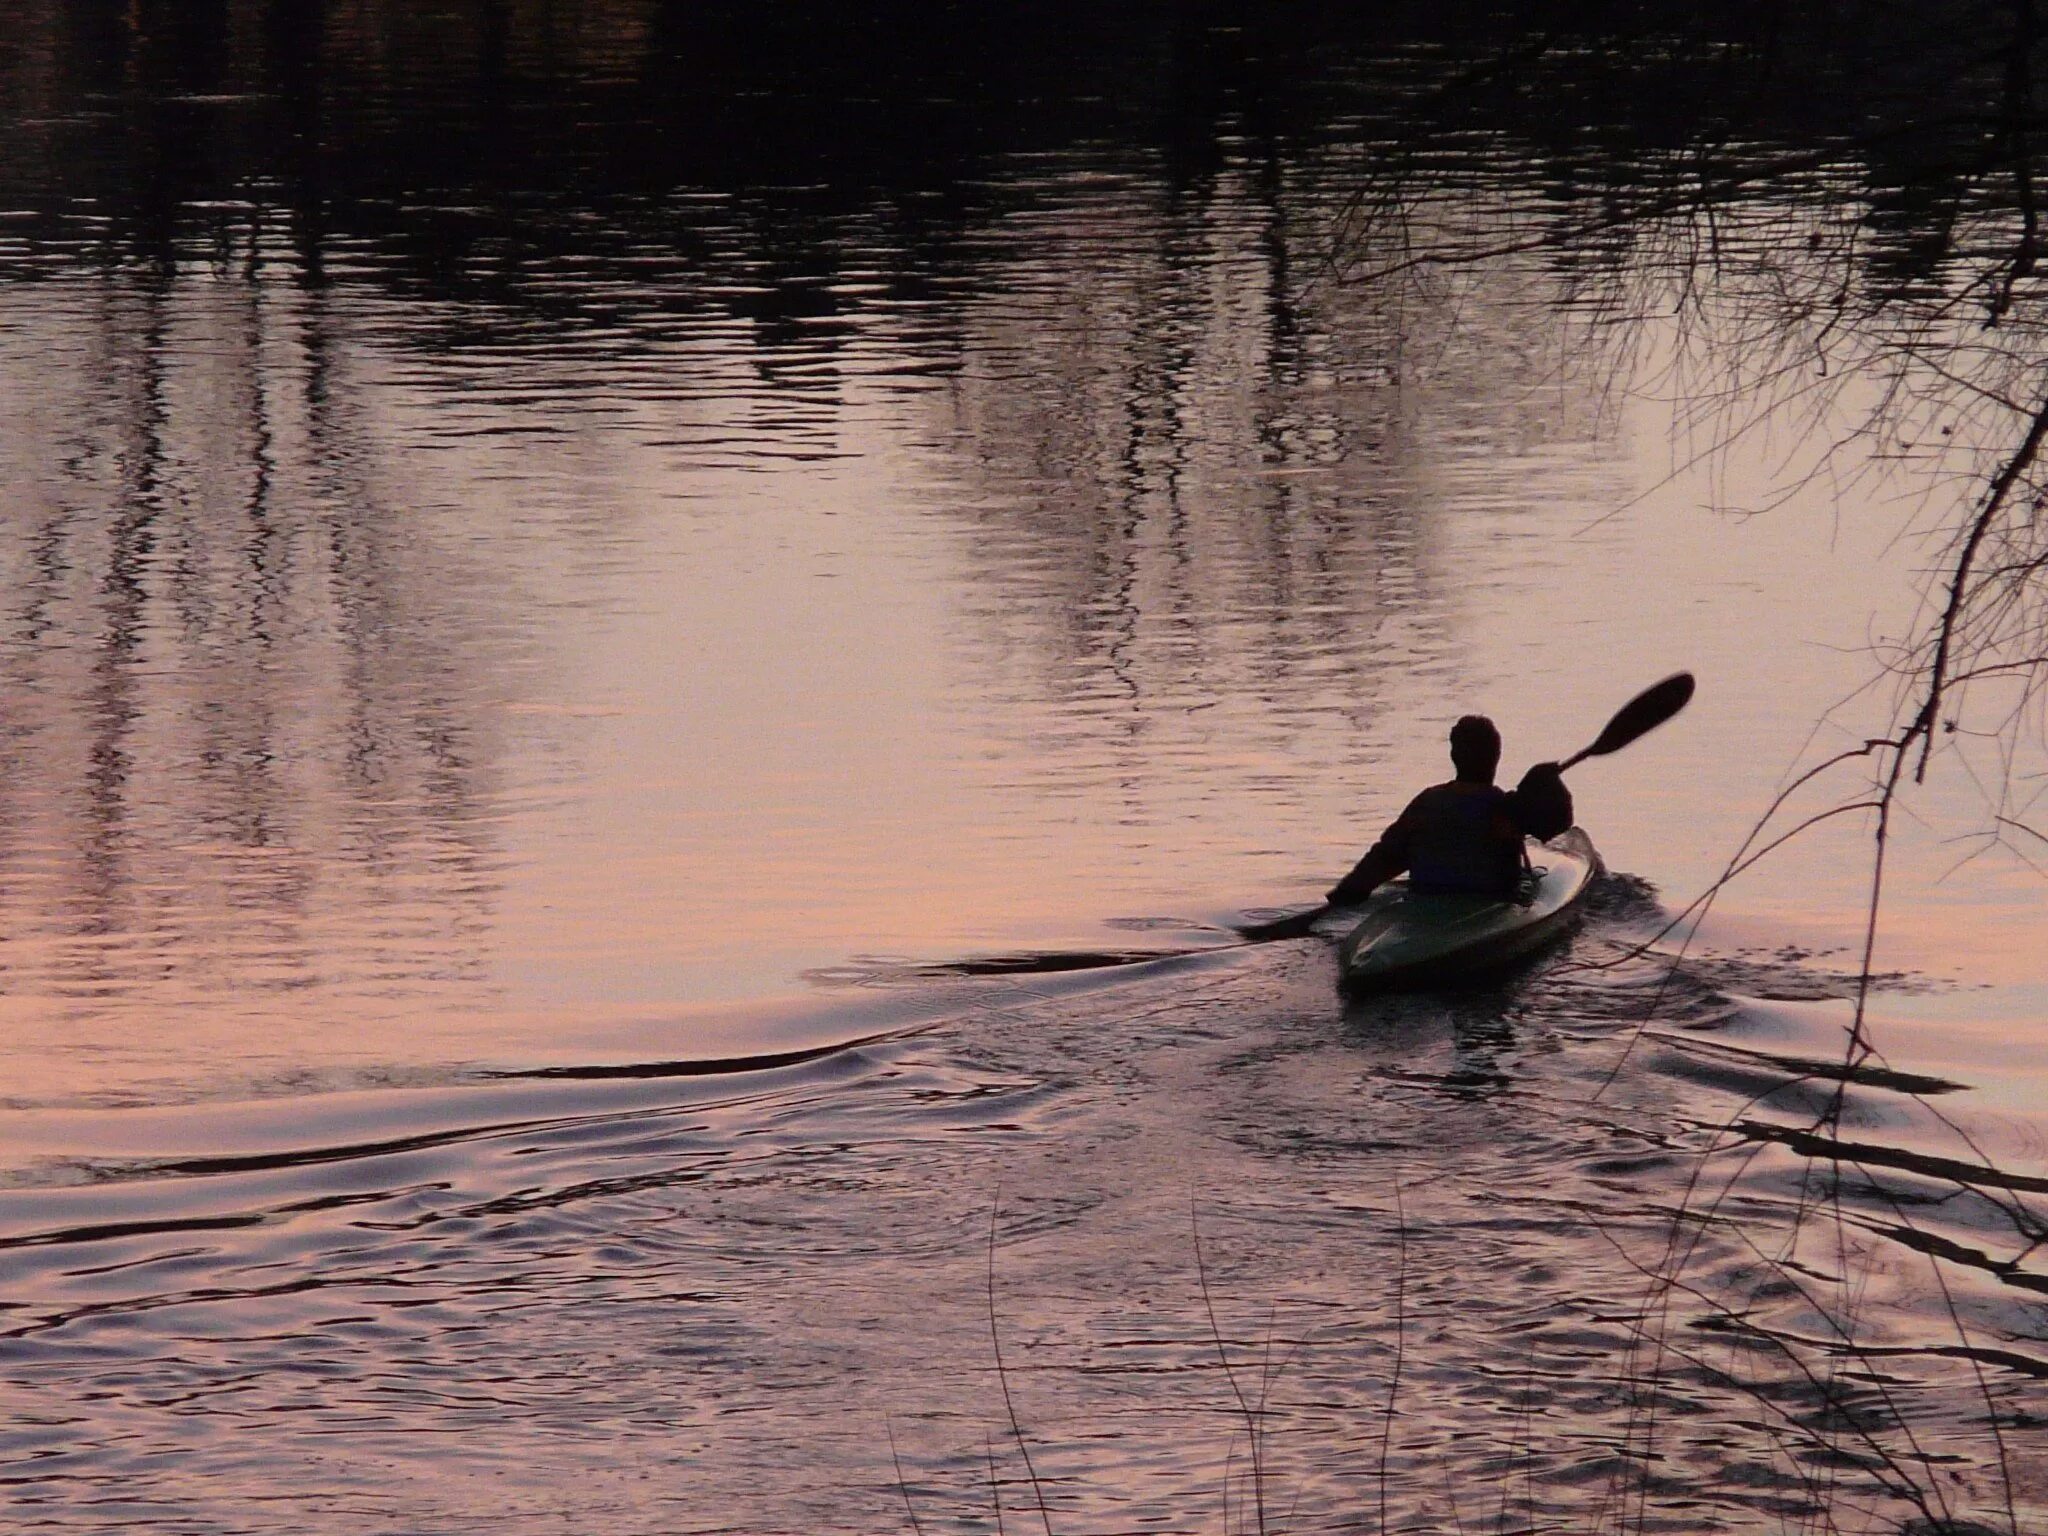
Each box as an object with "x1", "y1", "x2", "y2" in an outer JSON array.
[
  {"x1": 0, "y1": 254, "x2": 502, "y2": 1012},
  {"x1": 928, "y1": 155, "x2": 1620, "y2": 776},
  {"x1": 933, "y1": 172, "x2": 1407, "y2": 766}
]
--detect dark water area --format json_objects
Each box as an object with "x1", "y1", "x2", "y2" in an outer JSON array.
[
  {"x1": 0, "y1": 1, "x2": 2030, "y2": 287},
  {"x1": 0, "y1": 2, "x2": 2045, "y2": 1531}
]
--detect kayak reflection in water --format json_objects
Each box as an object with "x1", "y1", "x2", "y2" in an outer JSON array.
[{"x1": 1327, "y1": 716, "x2": 1574, "y2": 905}]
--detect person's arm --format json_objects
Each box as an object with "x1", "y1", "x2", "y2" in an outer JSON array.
[
  {"x1": 1325, "y1": 798, "x2": 1418, "y2": 905},
  {"x1": 1505, "y1": 761, "x2": 1573, "y2": 841}
]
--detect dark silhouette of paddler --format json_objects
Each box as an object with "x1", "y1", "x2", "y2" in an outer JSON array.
[{"x1": 1325, "y1": 715, "x2": 1573, "y2": 906}]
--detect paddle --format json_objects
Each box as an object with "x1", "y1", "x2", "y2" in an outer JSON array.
[
  {"x1": 1237, "y1": 671, "x2": 1695, "y2": 942},
  {"x1": 1556, "y1": 670, "x2": 1696, "y2": 771}
]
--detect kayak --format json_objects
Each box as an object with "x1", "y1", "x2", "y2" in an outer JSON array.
[{"x1": 1337, "y1": 828, "x2": 1601, "y2": 992}]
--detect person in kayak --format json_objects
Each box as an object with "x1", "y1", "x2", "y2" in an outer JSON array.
[{"x1": 1326, "y1": 715, "x2": 1573, "y2": 905}]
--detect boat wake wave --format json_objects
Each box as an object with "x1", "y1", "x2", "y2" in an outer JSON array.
[{"x1": 0, "y1": 889, "x2": 2039, "y2": 1534}]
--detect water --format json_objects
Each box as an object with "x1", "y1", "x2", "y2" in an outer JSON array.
[{"x1": 1, "y1": 5, "x2": 2044, "y2": 1531}]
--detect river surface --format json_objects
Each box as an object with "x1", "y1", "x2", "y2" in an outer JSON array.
[{"x1": 0, "y1": 7, "x2": 2043, "y2": 1533}]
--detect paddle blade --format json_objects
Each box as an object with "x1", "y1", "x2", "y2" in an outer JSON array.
[
  {"x1": 1562, "y1": 671, "x2": 1695, "y2": 768},
  {"x1": 1237, "y1": 902, "x2": 1332, "y2": 942}
]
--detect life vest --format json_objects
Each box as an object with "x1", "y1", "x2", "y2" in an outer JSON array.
[{"x1": 1405, "y1": 783, "x2": 1522, "y2": 896}]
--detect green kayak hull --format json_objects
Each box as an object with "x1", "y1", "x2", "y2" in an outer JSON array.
[{"x1": 1337, "y1": 828, "x2": 1601, "y2": 992}]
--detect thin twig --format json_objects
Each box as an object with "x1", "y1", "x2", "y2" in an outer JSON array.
[
  {"x1": 1193, "y1": 1206, "x2": 1266, "y2": 1535},
  {"x1": 1378, "y1": 1181, "x2": 1406, "y2": 1536},
  {"x1": 886, "y1": 1418, "x2": 926, "y2": 1536},
  {"x1": 988, "y1": 1196, "x2": 1056, "y2": 1536}
]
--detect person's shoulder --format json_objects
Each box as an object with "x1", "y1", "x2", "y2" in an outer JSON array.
[
  {"x1": 1408, "y1": 779, "x2": 1499, "y2": 809},
  {"x1": 1387, "y1": 782, "x2": 1442, "y2": 823},
  {"x1": 1432, "y1": 778, "x2": 1506, "y2": 800}
]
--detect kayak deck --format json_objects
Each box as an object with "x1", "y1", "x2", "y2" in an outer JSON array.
[{"x1": 1337, "y1": 828, "x2": 1600, "y2": 992}]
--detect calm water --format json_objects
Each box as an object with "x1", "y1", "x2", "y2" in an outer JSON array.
[{"x1": 1, "y1": 6, "x2": 2043, "y2": 1532}]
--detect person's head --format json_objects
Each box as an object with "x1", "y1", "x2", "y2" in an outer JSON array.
[{"x1": 1448, "y1": 714, "x2": 1502, "y2": 783}]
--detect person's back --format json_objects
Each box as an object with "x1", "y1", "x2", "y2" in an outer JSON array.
[
  {"x1": 1394, "y1": 778, "x2": 1524, "y2": 896},
  {"x1": 1327, "y1": 714, "x2": 1572, "y2": 906}
]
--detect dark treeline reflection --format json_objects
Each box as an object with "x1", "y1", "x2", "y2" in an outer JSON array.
[
  {"x1": 5, "y1": 0, "x2": 2038, "y2": 382},
  {"x1": 3, "y1": 1, "x2": 2036, "y2": 282}
]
